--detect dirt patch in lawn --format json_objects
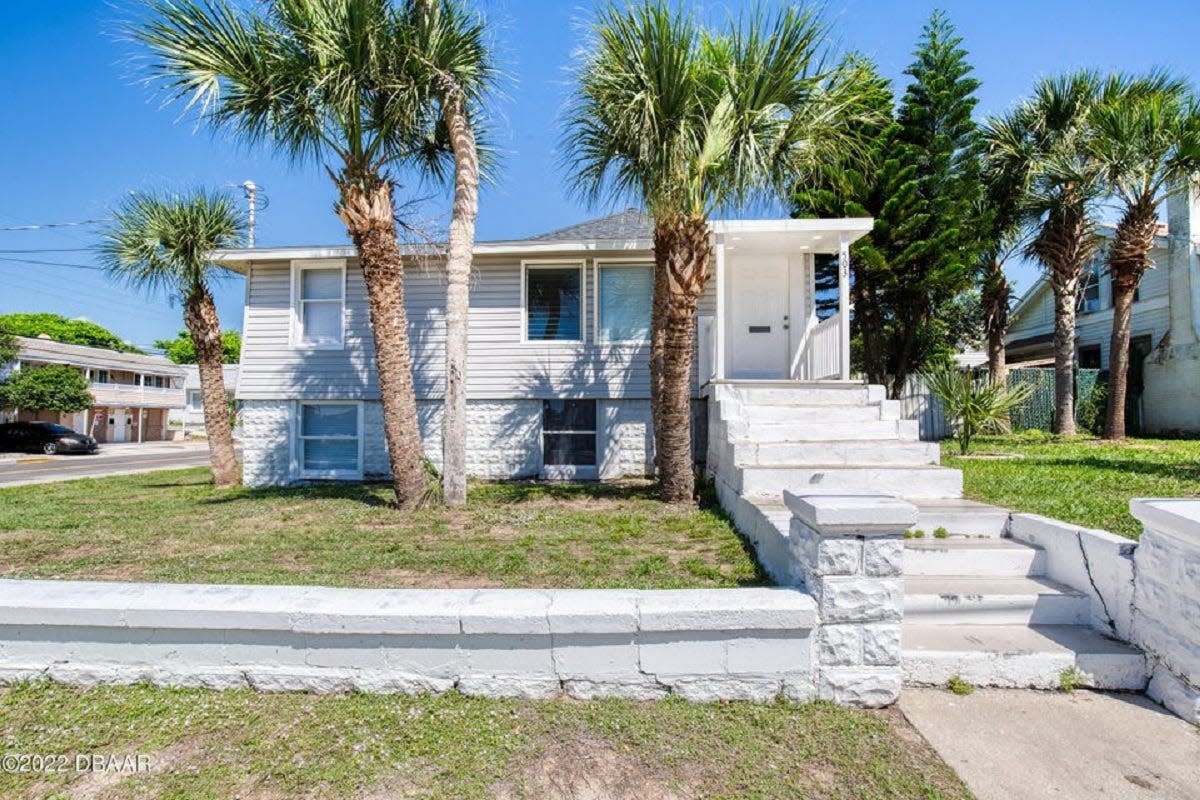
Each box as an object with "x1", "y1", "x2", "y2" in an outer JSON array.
[{"x1": 492, "y1": 736, "x2": 700, "y2": 800}]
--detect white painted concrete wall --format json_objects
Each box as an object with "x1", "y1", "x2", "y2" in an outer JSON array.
[
  {"x1": 1130, "y1": 500, "x2": 1200, "y2": 725},
  {"x1": 0, "y1": 581, "x2": 816, "y2": 703}
]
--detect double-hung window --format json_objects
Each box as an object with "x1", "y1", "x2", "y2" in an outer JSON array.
[
  {"x1": 525, "y1": 263, "x2": 583, "y2": 342},
  {"x1": 542, "y1": 399, "x2": 597, "y2": 467},
  {"x1": 298, "y1": 402, "x2": 361, "y2": 478},
  {"x1": 294, "y1": 261, "x2": 345, "y2": 348},
  {"x1": 596, "y1": 263, "x2": 652, "y2": 342}
]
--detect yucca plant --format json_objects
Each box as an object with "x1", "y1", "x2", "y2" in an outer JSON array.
[{"x1": 925, "y1": 365, "x2": 1034, "y2": 455}]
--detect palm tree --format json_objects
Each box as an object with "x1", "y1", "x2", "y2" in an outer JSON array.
[
  {"x1": 135, "y1": 0, "x2": 449, "y2": 508},
  {"x1": 1088, "y1": 77, "x2": 1200, "y2": 439},
  {"x1": 987, "y1": 72, "x2": 1109, "y2": 435},
  {"x1": 409, "y1": 0, "x2": 495, "y2": 506},
  {"x1": 98, "y1": 189, "x2": 244, "y2": 487},
  {"x1": 563, "y1": 2, "x2": 872, "y2": 503}
]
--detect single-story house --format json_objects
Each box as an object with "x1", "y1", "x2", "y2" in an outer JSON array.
[
  {"x1": 1, "y1": 335, "x2": 185, "y2": 442},
  {"x1": 1005, "y1": 183, "x2": 1200, "y2": 433},
  {"x1": 213, "y1": 210, "x2": 874, "y2": 487}
]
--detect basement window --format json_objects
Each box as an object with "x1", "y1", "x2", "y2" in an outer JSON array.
[
  {"x1": 298, "y1": 402, "x2": 361, "y2": 478},
  {"x1": 542, "y1": 399, "x2": 596, "y2": 467}
]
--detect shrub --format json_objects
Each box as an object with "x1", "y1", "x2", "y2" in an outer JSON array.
[
  {"x1": 925, "y1": 366, "x2": 1035, "y2": 455},
  {"x1": 0, "y1": 365, "x2": 93, "y2": 412}
]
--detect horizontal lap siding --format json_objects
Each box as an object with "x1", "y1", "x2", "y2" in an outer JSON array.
[{"x1": 238, "y1": 255, "x2": 677, "y2": 401}]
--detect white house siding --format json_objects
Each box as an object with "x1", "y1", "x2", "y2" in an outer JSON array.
[
  {"x1": 237, "y1": 251, "x2": 709, "y2": 485},
  {"x1": 236, "y1": 254, "x2": 714, "y2": 402}
]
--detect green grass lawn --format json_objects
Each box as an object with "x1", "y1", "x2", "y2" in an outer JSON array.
[
  {"x1": 0, "y1": 683, "x2": 969, "y2": 800},
  {"x1": 942, "y1": 434, "x2": 1200, "y2": 538},
  {"x1": 0, "y1": 468, "x2": 765, "y2": 589}
]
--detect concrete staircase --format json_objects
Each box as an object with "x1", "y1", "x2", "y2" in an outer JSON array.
[{"x1": 707, "y1": 380, "x2": 1147, "y2": 692}]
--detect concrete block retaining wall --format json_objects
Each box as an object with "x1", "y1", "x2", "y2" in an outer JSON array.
[{"x1": 0, "y1": 582, "x2": 816, "y2": 703}]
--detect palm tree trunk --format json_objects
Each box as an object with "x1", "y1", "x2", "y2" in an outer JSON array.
[
  {"x1": 441, "y1": 93, "x2": 478, "y2": 506},
  {"x1": 1050, "y1": 282, "x2": 1077, "y2": 436},
  {"x1": 982, "y1": 257, "x2": 1010, "y2": 428},
  {"x1": 183, "y1": 287, "x2": 238, "y2": 487},
  {"x1": 653, "y1": 214, "x2": 711, "y2": 504},
  {"x1": 649, "y1": 234, "x2": 670, "y2": 476},
  {"x1": 1104, "y1": 204, "x2": 1158, "y2": 440},
  {"x1": 337, "y1": 172, "x2": 428, "y2": 508}
]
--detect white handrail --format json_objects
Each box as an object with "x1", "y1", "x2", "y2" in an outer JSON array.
[{"x1": 794, "y1": 313, "x2": 841, "y2": 381}]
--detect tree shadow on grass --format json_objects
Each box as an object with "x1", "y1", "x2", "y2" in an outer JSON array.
[{"x1": 1015, "y1": 453, "x2": 1200, "y2": 484}]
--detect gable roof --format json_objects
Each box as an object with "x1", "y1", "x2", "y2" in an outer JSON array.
[{"x1": 529, "y1": 209, "x2": 652, "y2": 242}]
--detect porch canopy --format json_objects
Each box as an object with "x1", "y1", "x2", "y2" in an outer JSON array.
[{"x1": 706, "y1": 218, "x2": 873, "y2": 383}]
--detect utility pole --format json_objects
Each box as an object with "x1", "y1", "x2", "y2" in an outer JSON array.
[{"x1": 242, "y1": 180, "x2": 257, "y2": 247}]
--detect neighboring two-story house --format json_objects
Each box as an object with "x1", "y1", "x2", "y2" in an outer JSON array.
[
  {"x1": 215, "y1": 210, "x2": 874, "y2": 487},
  {"x1": 1005, "y1": 184, "x2": 1200, "y2": 433},
  {"x1": 1, "y1": 335, "x2": 186, "y2": 443}
]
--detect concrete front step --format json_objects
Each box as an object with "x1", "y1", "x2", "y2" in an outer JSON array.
[
  {"x1": 739, "y1": 403, "x2": 901, "y2": 424},
  {"x1": 911, "y1": 498, "x2": 1010, "y2": 537},
  {"x1": 713, "y1": 383, "x2": 878, "y2": 407},
  {"x1": 904, "y1": 538, "x2": 1046, "y2": 577},
  {"x1": 904, "y1": 575, "x2": 1089, "y2": 625},
  {"x1": 729, "y1": 439, "x2": 941, "y2": 468},
  {"x1": 734, "y1": 464, "x2": 963, "y2": 499},
  {"x1": 902, "y1": 624, "x2": 1148, "y2": 691},
  {"x1": 721, "y1": 419, "x2": 920, "y2": 442}
]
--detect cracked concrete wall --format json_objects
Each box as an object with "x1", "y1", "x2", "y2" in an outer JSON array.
[
  {"x1": 1130, "y1": 500, "x2": 1200, "y2": 725},
  {"x1": 1008, "y1": 515, "x2": 1137, "y2": 640},
  {"x1": 0, "y1": 581, "x2": 818, "y2": 704}
]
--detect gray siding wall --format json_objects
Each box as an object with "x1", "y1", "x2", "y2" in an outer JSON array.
[{"x1": 238, "y1": 253, "x2": 714, "y2": 402}]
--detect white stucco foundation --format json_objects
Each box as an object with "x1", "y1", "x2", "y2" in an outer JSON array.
[{"x1": 241, "y1": 398, "x2": 656, "y2": 487}]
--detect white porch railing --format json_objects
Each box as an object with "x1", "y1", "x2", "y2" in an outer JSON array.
[
  {"x1": 697, "y1": 314, "x2": 716, "y2": 384},
  {"x1": 90, "y1": 383, "x2": 185, "y2": 409},
  {"x1": 793, "y1": 313, "x2": 842, "y2": 381}
]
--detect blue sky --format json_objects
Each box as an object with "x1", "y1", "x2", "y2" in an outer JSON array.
[{"x1": 1, "y1": 0, "x2": 1197, "y2": 349}]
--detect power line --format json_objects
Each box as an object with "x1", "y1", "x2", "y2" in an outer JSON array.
[
  {"x1": 0, "y1": 257, "x2": 105, "y2": 271},
  {"x1": 0, "y1": 247, "x2": 92, "y2": 254},
  {"x1": 0, "y1": 218, "x2": 110, "y2": 232}
]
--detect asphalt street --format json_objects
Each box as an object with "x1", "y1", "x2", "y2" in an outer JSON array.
[{"x1": 0, "y1": 444, "x2": 213, "y2": 488}]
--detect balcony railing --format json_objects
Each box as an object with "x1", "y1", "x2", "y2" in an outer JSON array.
[{"x1": 89, "y1": 382, "x2": 185, "y2": 408}]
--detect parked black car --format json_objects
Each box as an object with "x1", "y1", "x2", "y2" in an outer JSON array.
[{"x1": 0, "y1": 422, "x2": 99, "y2": 455}]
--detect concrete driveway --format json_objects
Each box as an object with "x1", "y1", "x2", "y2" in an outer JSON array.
[
  {"x1": 900, "y1": 688, "x2": 1200, "y2": 800},
  {"x1": 0, "y1": 441, "x2": 215, "y2": 488}
]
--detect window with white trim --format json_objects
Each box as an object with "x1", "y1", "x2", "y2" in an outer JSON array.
[
  {"x1": 294, "y1": 262, "x2": 345, "y2": 348},
  {"x1": 186, "y1": 390, "x2": 202, "y2": 410},
  {"x1": 542, "y1": 399, "x2": 596, "y2": 466},
  {"x1": 299, "y1": 403, "x2": 360, "y2": 476},
  {"x1": 597, "y1": 263, "x2": 652, "y2": 342},
  {"x1": 525, "y1": 264, "x2": 583, "y2": 341}
]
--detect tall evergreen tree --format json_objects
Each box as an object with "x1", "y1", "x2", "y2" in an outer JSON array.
[{"x1": 885, "y1": 10, "x2": 984, "y2": 397}]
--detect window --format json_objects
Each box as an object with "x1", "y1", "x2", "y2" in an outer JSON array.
[
  {"x1": 597, "y1": 264, "x2": 652, "y2": 342},
  {"x1": 525, "y1": 264, "x2": 582, "y2": 341},
  {"x1": 298, "y1": 403, "x2": 360, "y2": 477},
  {"x1": 1078, "y1": 344, "x2": 1102, "y2": 370},
  {"x1": 542, "y1": 400, "x2": 596, "y2": 466},
  {"x1": 1079, "y1": 261, "x2": 1101, "y2": 313},
  {"x1": 94, "y1": 370, "x2": 110, "y2": 384},
  {"x1": 294, "y1": 261, "x2": 345, "y2": 348},
  {"x1": 186, "y1": 390, "x2": 202, "y2": 410}
]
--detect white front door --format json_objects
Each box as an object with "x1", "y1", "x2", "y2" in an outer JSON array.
[
  {"x1": 109, "y1": 408, "x2": 128, "y2": 443},
  {"x1": 729, "y1": 257, "x2": 790, "y2": 379}
]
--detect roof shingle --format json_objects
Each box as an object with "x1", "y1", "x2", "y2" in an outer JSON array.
[{"x1": 529, "y1": 208, "x2": 653, "y2": 242}]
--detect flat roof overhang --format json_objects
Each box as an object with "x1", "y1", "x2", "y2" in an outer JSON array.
[{"x1": 212, "y1": 217, "x2": 875, "y2": 274}]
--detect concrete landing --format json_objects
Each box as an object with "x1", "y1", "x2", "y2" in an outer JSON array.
[{"x1": 900, "y1": 688, "x2": 1200, "y2": 800}]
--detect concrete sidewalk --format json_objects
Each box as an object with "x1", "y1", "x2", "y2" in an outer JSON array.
[{"x1": 900, "y1": 688, "x2": 1200, "y2": 800}]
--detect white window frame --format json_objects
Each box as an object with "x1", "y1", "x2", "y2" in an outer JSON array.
[
  {"x1": 293, "y1": 400, "x2": 364, "y2": 480},
  {"x1": 186, "y1": 390, "x2": 202, "y2": 411},
  {"x1": 290, "y1": 259, "x2": 347, "y2": 350},
  {"x1": 521, "y1": 260, "x2": 586, "y2": 344},
  {"x1": 593, "y1": 258, "x2": 654, "y2": 344}
]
